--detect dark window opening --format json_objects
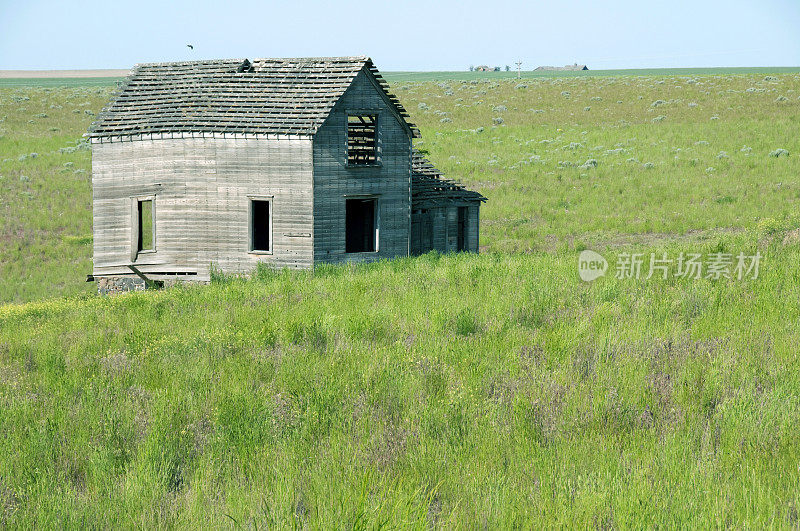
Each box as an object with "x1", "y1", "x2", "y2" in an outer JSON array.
[
  {"x1": 346, "y1": 198, "x2": 377, "y2": 253},
  {"x1": 137, "y1": 199, "x2": 154, "y2": 253},
  {"x1": 457, "y1": 206, "x2": 468, "y2": 251},
  {"x1": 347, "y1": 114, "x2": 377, "y2": 165},
  {"x1": 250, "y1": 200, "x2": 271, "y2": 252}
]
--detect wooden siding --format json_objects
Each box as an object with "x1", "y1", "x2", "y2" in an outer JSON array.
[
  {"x1": 411, "y1": 204, "x2": 480, "y2": 255},
  {"x1": 468, "y1": 204, "x2": 480, "y2": 252},
  {"x1": 92, "y1": 136, "x2": 314, "y2": 280},
  {"x1": 312, "y1": 69, "x2": 412, "y2": 264}
]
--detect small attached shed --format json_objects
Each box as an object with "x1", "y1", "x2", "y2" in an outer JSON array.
[
  {"x1": 87, "y1": 56, "x2": 485, "y2": 292},
  {"x1": 411, "y1": 150, "x2": 486, "y2": 255}
]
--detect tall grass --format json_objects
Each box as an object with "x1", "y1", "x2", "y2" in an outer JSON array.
[{"x1": 1, "y1": 240, "x2": 799, "y2": 526}]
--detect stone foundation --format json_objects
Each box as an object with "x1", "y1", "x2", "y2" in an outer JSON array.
[
  {"x1": 97, "y1": 275, "x2": 146, "y2": 295},
  {"x1": 96, "y1": 275, "x2": 209, "y2": 294}
]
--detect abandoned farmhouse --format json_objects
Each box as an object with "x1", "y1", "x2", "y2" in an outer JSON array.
[{"x1": 87, "y1": 57, "x2": 485, "y2": 290}]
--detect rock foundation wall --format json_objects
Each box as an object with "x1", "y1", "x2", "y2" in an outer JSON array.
[
  {"x1": 97, "y1": 276, "x2": 146, "y2": 295},
  {"x1": 96, "y1": 275, "x2": 210, "y2": 295}
]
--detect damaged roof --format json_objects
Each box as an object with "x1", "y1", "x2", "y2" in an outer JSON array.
[
  {"x1": 88, "y1": 56, "x2": 418, "y2": 138},
  {"x1": 412, "y1": 150, "x2": 486, "y2": 205}
]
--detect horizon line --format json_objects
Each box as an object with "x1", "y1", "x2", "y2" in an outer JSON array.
[{"x1": 2, "y1": 65, "x2": 800, "y2": 78}]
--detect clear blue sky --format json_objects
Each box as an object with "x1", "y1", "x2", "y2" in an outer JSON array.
[{"x1": 1, "y1": 0, "x2": 799, "y2": 71}]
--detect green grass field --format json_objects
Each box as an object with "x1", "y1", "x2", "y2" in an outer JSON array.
[{"x1": 1, "y1": 71, "x2": 800, "y2": 526}]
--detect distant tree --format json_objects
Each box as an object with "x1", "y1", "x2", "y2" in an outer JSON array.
[
  {"x1": 505, "y1": 65, "x2": 510, "y2": 71},
  {"x1": 469, "y1": 65, "x2": 474, "y2": 72}
]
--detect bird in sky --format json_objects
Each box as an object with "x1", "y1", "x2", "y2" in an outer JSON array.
[{"x1": 186, "y1": 44, "x2": 194, "y2": 50}]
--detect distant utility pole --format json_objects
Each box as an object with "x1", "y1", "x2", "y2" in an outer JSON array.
[{"x1": 515, "y1": 60, "x2": 522, "y2": 79}]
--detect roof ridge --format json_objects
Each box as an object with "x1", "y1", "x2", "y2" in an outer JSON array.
[
  {"x1": 133, "y1": 58, "x2": 247, "y2": 68},
  {"x1": 132, "y1": 56, "x2": 370, "y2": 69},
  {"x1": 251, "y1": 56, "x2": 369, "y2": 62}
]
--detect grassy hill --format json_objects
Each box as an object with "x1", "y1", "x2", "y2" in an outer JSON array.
[
  {"x1": 2, "y1": 72, "x2": 799, "y2": 302},
  {"x1": 1, "y1": 71, "x2": 800, "y2": 526},
  {"x1": 0, "y1": 85, "x2": 108, "y2": 302}
]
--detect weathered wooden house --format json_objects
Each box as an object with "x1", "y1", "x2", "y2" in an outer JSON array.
[{"x1": 88, "y1": 57, "x2": 485, "y2": 292}]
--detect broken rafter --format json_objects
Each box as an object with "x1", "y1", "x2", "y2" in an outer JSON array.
[{"x1": 412, "y1": 150, "x2": 487, "y2": 205}]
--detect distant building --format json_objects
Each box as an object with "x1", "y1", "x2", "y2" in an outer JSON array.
[
  {"x1": 534, "y1": 63, "x2": 589, "y2": 71},
  {"x1": 474, "y1": 65, "x2": 501, "y2": 72}
]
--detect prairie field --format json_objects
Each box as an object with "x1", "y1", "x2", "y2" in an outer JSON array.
[{"x1": 1, "y1": 72, "x2": 800, "y2": 527}]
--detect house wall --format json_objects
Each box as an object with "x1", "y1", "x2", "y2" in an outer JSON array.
[
  {"x1": 467, "y1": 204, "x2": 480, "y2": 252},
  {"x1": 410, "y1": 209, "x2": 432, "y2": 255},
  {"x1": 312, "y1": 69, "x2": 412, "y2": 264},
  {"x1": 413, "y1": 203, "x2": 481, "y2": 254},
  {"x1": 92, "y1": 135, "x2": 314, "y2": 281}
]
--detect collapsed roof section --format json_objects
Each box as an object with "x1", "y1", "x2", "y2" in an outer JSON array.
[{"x1": 412, "y1": 150, "x2": 486, "y2": 206}]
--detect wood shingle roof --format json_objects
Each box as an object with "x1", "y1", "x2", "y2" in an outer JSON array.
[{"x1": 88, "y1": 56, "x2": 418, "y2": 138}]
